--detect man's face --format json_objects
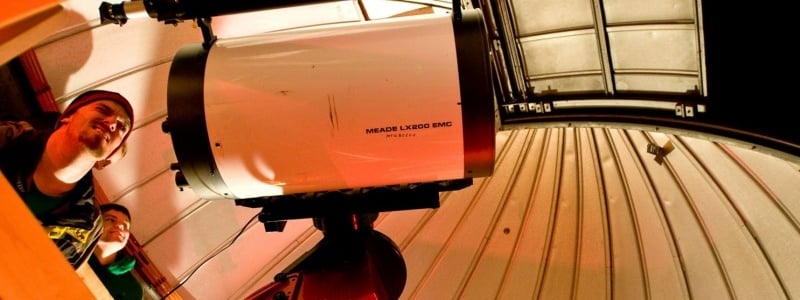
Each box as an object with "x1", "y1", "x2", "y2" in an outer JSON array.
[
  {"x1": 101, "y1": 209, "x2": 131, "y2": 246},
  {"x1": 63, "y1": 100, "x2": 132, "y2": 158}
]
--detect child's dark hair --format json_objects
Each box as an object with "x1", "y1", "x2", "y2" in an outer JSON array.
[{"x1": 100, "y1": 203, "x2": 131, "y2": 222}]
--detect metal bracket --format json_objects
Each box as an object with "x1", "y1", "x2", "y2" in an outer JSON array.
[
  {"x1": 675, "y1": 103, "x2": 704, "y2": 118},
  {"x1": 196, "y1": 17, "x2": 217, "y2": 49},
  {"x1": 503, "y1": 101, "x2": 552, "y2": 115},
  {"x1": 647, "y1": 140, "x2": 675, "y2": 165},
  {"x1": 235, "y1": 179, "x2": 472, "y2": 232}
]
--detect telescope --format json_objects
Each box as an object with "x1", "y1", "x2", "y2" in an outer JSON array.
[{"x1": 103, "y1": 1, "x2": 494, "y2": 298}]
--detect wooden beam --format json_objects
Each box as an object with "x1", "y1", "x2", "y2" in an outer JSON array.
[{"x1": 0, "y1": 1, "x2": 65, "y2": 66}]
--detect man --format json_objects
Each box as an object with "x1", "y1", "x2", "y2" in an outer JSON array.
[
  {"x1": 90, "y1": 203, "x2": 143, "y2": 300},
  {"x1": 0, "y1": 90, "x2": 134, "y2": 268}
]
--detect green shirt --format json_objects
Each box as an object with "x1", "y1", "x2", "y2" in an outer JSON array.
[
  {"x1": 88, "y1": 254, "x2": 143, "y2": 300},
  {"x1": 24, "y1": 180, "x2": 68, "y2": 217}
]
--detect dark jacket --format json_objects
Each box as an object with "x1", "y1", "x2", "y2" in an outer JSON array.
[{"x1": 0, "y1": 120, "x2": 102, "y2": 269}]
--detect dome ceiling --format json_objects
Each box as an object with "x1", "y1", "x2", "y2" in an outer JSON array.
[{"x1": 1, "y1": 0, "x2": 798, "y2": 299}]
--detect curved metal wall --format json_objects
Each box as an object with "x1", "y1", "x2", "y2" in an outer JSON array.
[
  {"x1": 227, "y1": 128, "x2": 800, "y2": 299},
  {"x1": 379, "y1": 128, "x2": 800, "y2": 299}
]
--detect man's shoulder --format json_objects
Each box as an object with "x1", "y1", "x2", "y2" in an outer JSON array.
[
  {"x1": 0, "y1": 120, "x2": 35, "y2": 147},
  {"x1": 0, "y1": 112, "x2": 59, "y2": 127},
  {"x1": 0, "y1": 118, "x2": 54, "y2": 147},
  {"x1": 0, "y1": 120, "x2": 51, "y2": 172},
  {"x1": 0, "y1": 120, "x2": 49, "y2": 182}
]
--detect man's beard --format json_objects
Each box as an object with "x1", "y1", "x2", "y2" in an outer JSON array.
[{"x1": 78, "y1": 130, "x2": 109, "y2": 158}]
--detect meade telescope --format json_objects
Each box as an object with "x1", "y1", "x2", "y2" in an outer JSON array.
[{"x1": 161, "y1": 9, "x2": 496, "y2": 201}]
